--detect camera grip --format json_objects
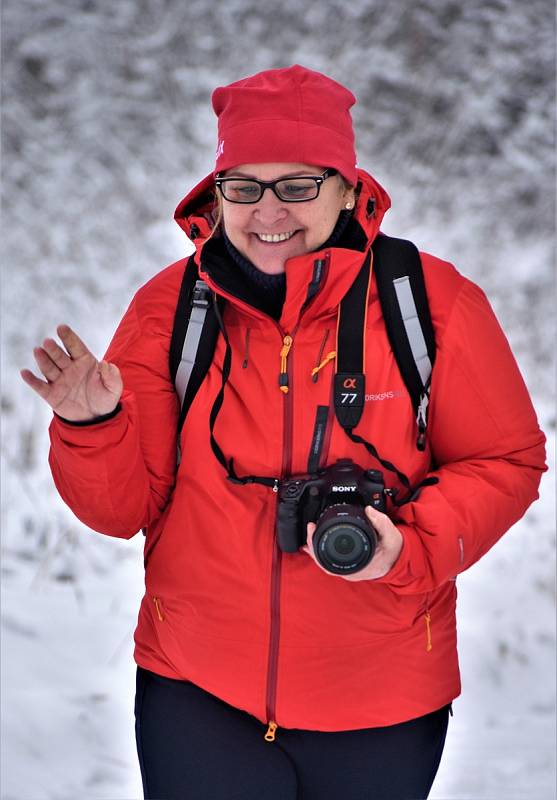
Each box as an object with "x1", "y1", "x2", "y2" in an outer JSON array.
[{"x1": 276, "y1": 500, "x2": 303, "y2": 553}]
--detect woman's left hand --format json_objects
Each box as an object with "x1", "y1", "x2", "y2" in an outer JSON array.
[{"x1": 303, "y1": 506, "x2": 403, "y2": 581}]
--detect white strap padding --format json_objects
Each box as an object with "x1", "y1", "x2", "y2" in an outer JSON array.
[
  {"x1": 175, "y1": 282, "x2": 211, "y2": 407},
  {"x1": 393, "y1": 276, "x2": 432, "y2": 387}
]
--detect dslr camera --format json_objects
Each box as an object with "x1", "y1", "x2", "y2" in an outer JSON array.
[{"x1": 277, "y1": 459, "x2": 388, "y2": 575}]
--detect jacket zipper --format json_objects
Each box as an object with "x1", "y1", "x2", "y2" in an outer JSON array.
[
  {"x1": 264, "y1": 322, "x2": 296, "y2": 742},
  {"x1": 312, "y1": 329, "x2": 330, "y2": 383},
  {"x1": 152, "y1": 596, "x2": 164, "y2": 622},
  {"x1": 263, "y1": 258, "x2": 333, "y2": 741},
  {"x1": 201, "y1": 257, "x2": 328, "y2": 742},
  {"x1": 265, "y1": 536, "x2": 283, "y2": 741},
  {"x1": 278, "y1": 335, "x2": 293, "y2": 392}
]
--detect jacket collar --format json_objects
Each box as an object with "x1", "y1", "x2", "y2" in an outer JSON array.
[{"x1": 174, "y1": 169, "x2": 391, "y2": 329}]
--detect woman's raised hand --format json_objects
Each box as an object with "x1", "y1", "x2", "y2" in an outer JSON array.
[{"x1": 20, "y1": 324, "x2": 123, "y2": 422}]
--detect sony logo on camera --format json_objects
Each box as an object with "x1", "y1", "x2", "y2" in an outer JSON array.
[{"x1": 332, "y1": 485, "x2": 357, "y2": 492}]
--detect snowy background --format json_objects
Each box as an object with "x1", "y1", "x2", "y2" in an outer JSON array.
[{"x1": 1, "y1": 0, "x2": 555, "y2": 798}]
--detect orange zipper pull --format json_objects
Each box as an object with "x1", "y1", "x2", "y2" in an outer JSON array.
[
  {"x1": 424, "y1": 611, "x2": 432, "y2": 652},
  {"x1": 264, "y1": 721, "x2": 278, "y2": 742},
  {"x1": 311, "y1": 350, "x2": 336, "y2": 378},
  {"x1": 153, "y1": 596, "x2": 164, "y2": 622},
  {"x1": 279, "y1": 335, "x2": 293, "y2": 393}
]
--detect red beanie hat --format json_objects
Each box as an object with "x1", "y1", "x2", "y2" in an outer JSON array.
[{"x1": 212, "y1": 65, "x2": 358, "y2": 185}]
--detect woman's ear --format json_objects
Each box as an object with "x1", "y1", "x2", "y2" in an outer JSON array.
[
  {"x1": 344, "y1": 189, "x2": 356, "y2": 210},
  {"x1": 339, "y1": 176, "x2": 356, "y2": 210}
]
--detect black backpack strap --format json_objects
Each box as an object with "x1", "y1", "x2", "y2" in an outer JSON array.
[
  {"x1": 170, "y1": 257, "x2": 279, "y2": 488},
  {"x1": 169, "y1": 255, "x2": 221, "y2": 441},
  {"x1": 372, "y1": 234, "x2": 436, "y2": 450}
]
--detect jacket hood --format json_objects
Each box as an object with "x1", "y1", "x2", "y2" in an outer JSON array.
[{"x1": 174, "y1": 168, "x2": 391, "y2": 251}]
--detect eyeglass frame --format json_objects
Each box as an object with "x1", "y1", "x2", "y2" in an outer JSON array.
[{"x1": 214, "y1": 168, "x2": 338, "y2": 204}]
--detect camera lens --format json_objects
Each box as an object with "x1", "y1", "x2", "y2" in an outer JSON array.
[
  {"x1": 313, "y1": 505, "x2": 377, "y2": 575},
  {"x1": 333, "y1": 533, "x2": 356, "y2": 556},
  {"x1": 319, "y1": 523, "x2": 367, "y2": 568}
]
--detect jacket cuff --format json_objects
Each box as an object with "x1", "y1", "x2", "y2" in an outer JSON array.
[{"x1": 54, "y1": 403, "x2": 122, "y2": 427}]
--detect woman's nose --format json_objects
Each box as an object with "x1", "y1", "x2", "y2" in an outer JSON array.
[{"x1": 252, "y1": 188, "x2": 288, "y2": 223}]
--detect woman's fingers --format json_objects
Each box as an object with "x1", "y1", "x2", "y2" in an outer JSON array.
[
  {"x1": 56, "y1": 324, "x2": 91, "y2": 359},
  {"x1": 20, "y1": 368, "x2": 50, "y2": 399},
  {"x1": 302, "y1": 522, "x2": 317, "y2": 556},
  {"x1": 21, "y1": 326, "x2": 90, "y2": 389},
  {"x1": 306, "y1": 522, "x2": 316, "y2": 544},
  {"x1": 33, "y1": 346, "x2": 62, "y2": 382},
  {"x1": 98, "y1": 360, "x2": 123, "y2": 397},
  {"x1": 364, "y1": 505, "x2": 400, "y2": 544},
  {"x1": 42, "y1": 337, "x2": 72, "y2": 369}
]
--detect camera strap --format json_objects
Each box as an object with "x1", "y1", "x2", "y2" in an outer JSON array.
[
  {"x1": 334, "y1": 249, "x2": 371, "y2": 430},
  {"x1": 307, "y1": 405, "x2": 330, "y2": 473},
  {"x1": 334, "y1": 246, "x2": 438, "y2": 505},
  {"x1": 210, "y1": 298, "x2": 279, "y2": 490}
]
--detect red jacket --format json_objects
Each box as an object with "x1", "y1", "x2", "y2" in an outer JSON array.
[{"x1": 49, "y1": 169, "x2": 546, "y2": 731}]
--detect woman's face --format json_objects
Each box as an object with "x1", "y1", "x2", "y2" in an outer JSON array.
[{"x1": 219, "y1": 162, "x2": 355, "y2": 274}]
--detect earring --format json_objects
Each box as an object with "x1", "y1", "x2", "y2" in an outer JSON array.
[{"x1": 345, "y1": 202, "x2": 352, "y2": 209}]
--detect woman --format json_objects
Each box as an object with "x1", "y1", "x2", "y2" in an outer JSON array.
[{"x1": 21, "y1": 65, "x2": 546, "y2": 800}]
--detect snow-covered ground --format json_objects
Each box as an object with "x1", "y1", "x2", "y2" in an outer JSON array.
[{"x1": 2, "y1": 0, "x2": 555, "y2": 797}]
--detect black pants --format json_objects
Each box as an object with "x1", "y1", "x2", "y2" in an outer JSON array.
[{"x1": 135, "y1": 666, "x2": 450, "y2": 800}]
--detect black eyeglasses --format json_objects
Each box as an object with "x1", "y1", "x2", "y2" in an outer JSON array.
[{"x1": 215, "y1": 168, "x2": 338, "y2": 204}]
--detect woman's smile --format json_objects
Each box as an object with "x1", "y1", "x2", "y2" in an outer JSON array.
[{"x1": 253, "y1": 230, "x2": 299, "y2": 243}]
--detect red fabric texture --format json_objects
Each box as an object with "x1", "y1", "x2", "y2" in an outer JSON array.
[
  {"x1": 49, "y1": 169, "x2": 546, "y2": 730},
  {"x1": 212, "y1": 65, "x2": 358, "y2": 184}
]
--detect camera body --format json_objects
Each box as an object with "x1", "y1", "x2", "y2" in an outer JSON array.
[{"x1": 277, "y1": 459, "x2": 387, "y2": 575}]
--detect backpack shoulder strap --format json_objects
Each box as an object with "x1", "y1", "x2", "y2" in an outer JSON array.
[
  {"x1": 169, "y1": 254, "x2": 199, "y2": 383},
  {"x1": 372, "y1": 234, "x2": 436, "y2": 450},
  {"x1": 169, "y1": 254, "x2": 221, "y2": 438},
  {"x1": 334, "y1": 248, "x2": 424, "y2": 488}
]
